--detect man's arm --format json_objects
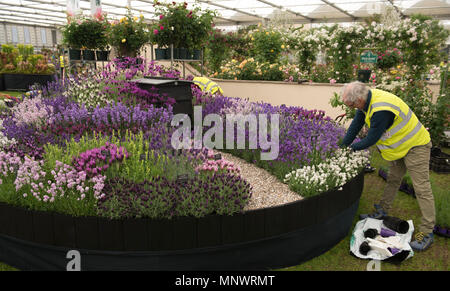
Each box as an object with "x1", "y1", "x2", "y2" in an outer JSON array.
[
  {"x1": 341, "y1": 110, "x2": 365, "y2": 147},
  {"x1": 350, "y1": 111, "x2": 395, "y2": 151}
]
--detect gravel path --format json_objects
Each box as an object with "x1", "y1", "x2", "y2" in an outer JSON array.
[{"x1": 219, "y1": 152, "x2": 303, "y2": 211}]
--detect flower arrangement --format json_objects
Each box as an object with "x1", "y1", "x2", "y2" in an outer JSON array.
[
  {"x1": 376, "y1": 48, "x2": 402, "y2": 70},
  {"x1": 107, "y1": 9, "x2": 150, "y2": 57},
  {"x1": 12, "y1": 96, "x2": 53, "y2": 130},
  {"x1": 72, "y1": 142, "x2": 129, "y2": 178},
  {"x1": 284, "y1": 148, "x2": 369, "y2": 197},
  {"x1": 76, "y1": 15, "x2": 109, "y2": 50},
  {"x1": 151, "y1": 1, "x2": 215, "y2": 50}
]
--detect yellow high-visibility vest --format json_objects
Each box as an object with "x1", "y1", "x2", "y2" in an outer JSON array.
[
  {"x1": 366, "y1": 89, "x2": 430, "y2": 161},
  {"x1": 193, "y1": 77, "x2": 224, "y2": 95},
  {"x1": 60, "y1": 55, "x2": 65, "y2": 68}
]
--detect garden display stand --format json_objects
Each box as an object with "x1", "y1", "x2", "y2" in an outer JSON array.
[
  {"x1": 64, "y1": 47, "x2": 109, "y2": 75},
  {"x1": 151, "y1": 45, "x2": 205, "y2": 78},
  {"x1": 0, "y1": 172, "x2": 364, "y2": 270}
]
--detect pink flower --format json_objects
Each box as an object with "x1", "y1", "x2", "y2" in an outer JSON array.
[
  {"x1": 329, "y1": 79, "x2": 337, "y2": 84},
  {"x1": 160, "y1": 25, "x2": 164, "y2": 30},
  {"x1": 159, "y1": 14, "x2": 164, "y2": 20},
  {"x1": 153, "y1": 29, "x2": 159, "y2": 35}
]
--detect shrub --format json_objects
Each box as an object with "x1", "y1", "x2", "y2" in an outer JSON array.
[{"x1": 250, "y1": 28, "x2": 283, "y2": 63}]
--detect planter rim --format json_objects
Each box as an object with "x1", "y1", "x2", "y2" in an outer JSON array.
[{"x1": 2, "y1": 73, "x2": 56, "y2": 76}]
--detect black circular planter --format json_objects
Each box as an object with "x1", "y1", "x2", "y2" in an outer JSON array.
[{"x1": 0, "y1": 172, "x2": 364, "y2": 270}]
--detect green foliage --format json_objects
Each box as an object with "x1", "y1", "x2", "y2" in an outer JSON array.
[
  {"x1": 329, "y1": 92, "x2": 356, "y2": 121},
  {"x1": 389, "y1": 80, "x2": 445, "y2": 146},
  {"x1": 107, "y1": 9, "x2": 150, "y2": 57},
  {"x1": 151, "y1": 1, "x2": 215, "y2": 49},
  {"x1": 376, "y1": 48, "x2": 402, "y2": 70},
  {"x1": 17, "y1": 44, "x2": 34, "y2": 59},
  {"x1": 399, "y1": 14, "x2": 449, "y2": 79},
  {"x1": 61, "y1": 20, "x2": 83, "y2": 49},
  {"x1": 435, "y1": 185, "x2": 450, "y2": 228},
  {"x1": 76, "y1": 17, "x2": 109, "y2": 50},
  {"x1": 204, "y1": 29, "x2": 234, "y2": 73},
  {"x1": 1, "y1": 44, "x2": 15, "y2": 54},
  {"x1": 328, "y1": 27, "x2": 366, "y2": 83},
  {"x1": 0, "y1": 45, "x2": 55, "y2": 74},
  {"x1": 250, "y1": 28, "x2": 283, "y2": 63}
]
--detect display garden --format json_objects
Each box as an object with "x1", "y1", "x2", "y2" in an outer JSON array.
[
  {"x1": 0, "y1": 1, "x2": 448, "y2": 271},
  {"x1": 0, "y1": 56, "x2": 374, "y2": 270}
]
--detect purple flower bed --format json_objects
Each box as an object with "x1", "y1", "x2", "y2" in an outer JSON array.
[
  {"x1": 98, "y1": 174, "x2": 251, "y2": 219},
  {"x1": 0, "y1": 56, "x2": 356, "y2": 220}
]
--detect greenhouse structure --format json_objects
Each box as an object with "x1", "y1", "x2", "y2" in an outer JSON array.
[{"x1": 0, "y1": 0, "x2": 448, "y2": 274}]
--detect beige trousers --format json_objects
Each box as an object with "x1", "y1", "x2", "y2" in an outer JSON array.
[{"x1": 380, "y1": 142, "x2": 436, "y2": 234}]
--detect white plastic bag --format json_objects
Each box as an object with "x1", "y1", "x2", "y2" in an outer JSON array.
[{"x1": 350, "y1": 218, "x2": 414, "y2": 261}]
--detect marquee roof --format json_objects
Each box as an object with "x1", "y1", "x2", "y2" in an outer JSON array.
[{"x1": 0, "y1": 0, "x2": 449, "y2": 28}]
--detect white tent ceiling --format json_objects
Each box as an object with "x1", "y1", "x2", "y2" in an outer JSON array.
[{"x1": 0, "y1": 0, "x2": 449, "y2": 28}]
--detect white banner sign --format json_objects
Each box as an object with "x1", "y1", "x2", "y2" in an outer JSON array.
[
  {"x1": 67, "y1": 0, "x2": 81, "y2": 15},
  {"x1": 91, "y1": 0, "x2": 102, "y2": 16}
]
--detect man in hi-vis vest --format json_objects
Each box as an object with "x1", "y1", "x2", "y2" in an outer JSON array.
[
  {"x1": 193, "y1": 76, "x2": 224, "y2": 96},
  {"x1": 340, "y1": 81, "x2": 435, "y2": 252}
]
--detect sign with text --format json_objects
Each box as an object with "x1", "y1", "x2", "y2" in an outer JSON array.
[{"x1": 360, "y1": 51, "x2": 378, "y2": 64}]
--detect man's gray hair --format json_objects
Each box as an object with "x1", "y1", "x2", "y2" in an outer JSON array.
[{"x1": 341, "y1": 81, "x2": 369, "y2": 103}]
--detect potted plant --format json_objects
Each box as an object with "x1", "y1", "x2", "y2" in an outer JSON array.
[
  {"x1": 152, "y1": 1, "x2": 215, "y2": 60},
  {"x1": 150, "y1": 14, "x2": 172, "y2": 60},
  {"x1": 107, "y1": 9, "x2": 150, "y2": 58},
  {"x1": 77, "y1": 16, "x2": 109, "y2": 61},
  {"x1": 61, "y1": 16, "x2": 83, "y2": 60}
]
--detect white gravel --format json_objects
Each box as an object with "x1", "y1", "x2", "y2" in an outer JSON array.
[{"x1": 219, "y1": 152, "x2": 303, "y2": 211}]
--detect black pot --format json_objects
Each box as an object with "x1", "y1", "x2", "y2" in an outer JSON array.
[
  {"x1": 167, "y1": 48, "x2": 181, "y2": 59},
  {"x1": 155, "y1": 48, "x2": 166, "y2": 60},
  {"x1": 357, "y1": 69, "x2": 372, "y2": 83},
  {"x1": 178, "y1": 48, "x2": 188, "y2": 60},
  {"x1": 0, "y1": 74, "x2": 4, "y2": 91},
  {"x1": 192, "y1": 49, "x2": 202, "y2": 60},
  {"x1": 185, "y1": 50, "x2": 193, "y2": 60},
  {"x1": 69, "y1": 48, "x2": 81, "y2": 60},
  {"x1": 83, "y1": 50, "x2": 96, "y2": 61},
  {"x1": 96, "y1": 50, "x2": 109, "y2": 61}
]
